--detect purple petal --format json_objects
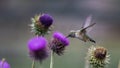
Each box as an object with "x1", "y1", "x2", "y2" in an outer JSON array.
[
  {"x1": 53, "y1": 31, "x2": 69, "y2": 46},
  {"x1": 0, "y1": 60, "x2": 10, "y2": 68},
  {"x1": 28, "y1": 36, "x2": 47, "y2": 51},
  {"x1": 39, "y1": 14, "x2": 53, "y2": 27}
]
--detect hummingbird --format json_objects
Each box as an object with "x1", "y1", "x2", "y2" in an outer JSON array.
[{"x1": 67, "y1": 15, "x2": 96, "y2": 43}]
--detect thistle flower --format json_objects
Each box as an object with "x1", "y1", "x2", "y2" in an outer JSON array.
[
  {"x1": 27, "y1": 36, "x2": 48, "y2": 62},
  {"x1": 30, "y1": 14, "x2": 53, "y2": 36},
  {"x1": 50, "y1": 31, "x2": 69, "y2": 55},
  {"x1": 86, "y1": 46, "x2": 110, "y2": 68},
  {"x1": 0, "y1": 58, "x2": 11, "y2": 68},
  {"x1": 39, "y1": 14, "x2": 53, "y2": 27}
]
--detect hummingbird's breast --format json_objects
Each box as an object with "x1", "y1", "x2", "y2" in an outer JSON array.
[
  {"x1": 75, "y1": 30, "x2": 89, "y2": 42},
  {"x1": 75, "y1": 31, "x2": 83, "y2": 39}
]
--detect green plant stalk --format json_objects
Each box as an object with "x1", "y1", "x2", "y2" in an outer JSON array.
[
  {"x1": 85, "y1": 60, "x2": 89, "y2": 68},
  {"x1": 32, "y1": 60, "x2": 35, "y2": 68},
  {"x1": 50, "y1": 50, "x2": 54, "y2": 68}
]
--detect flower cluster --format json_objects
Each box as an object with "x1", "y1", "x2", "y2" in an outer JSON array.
[
  {"x1": 86, "y1": 46, "x2": 110, "y2": 68},
  {"x1": 28, "y1": 13, "x2": 70, "y2": 64},
  {"x1": 30, "y1": 14, "x2": 53, "y2": 36}
]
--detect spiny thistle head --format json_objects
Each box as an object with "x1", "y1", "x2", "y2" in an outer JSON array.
[
  {"x1": 0, "y1": 58, "x2": 11, "y2": 68},
  {"x1": 27, "y1": 36, "x2": 48, "y2": 62},
  {"x1": 30, "y1": 13, "x2": 53, "y2": 36},
  {"x1": 50, "y1": 31, "x2": 69, "y2": 55},
  {"x1": 86, "y1": 46, "x2": 110, "y2": 68}
]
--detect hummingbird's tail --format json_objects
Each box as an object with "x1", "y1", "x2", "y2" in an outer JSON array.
[{"x1": 89, "y1": 38, "x2": 96, "y2": 43}]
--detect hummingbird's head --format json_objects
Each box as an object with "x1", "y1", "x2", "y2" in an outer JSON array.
[{"x1": 67, "y1": 30, "x2": 76, "y2": 38}]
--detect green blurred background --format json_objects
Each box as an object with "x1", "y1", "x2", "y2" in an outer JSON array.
[{"x1": 0, "y1": 0, "x2": 120, "y2": 68}]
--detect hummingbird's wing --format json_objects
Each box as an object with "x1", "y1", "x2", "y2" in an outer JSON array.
[
  {"x1": 82, "y1": 14, "x2": 96, "y2": 33},
  {"x1": 84, "y1": 23, "x2": 96, "y2": 30},
  {"x1": 82, "y1": 14, "x2": 92, "y2": 29},
  {"x1": 80, "y1": 23, "x2": 96, "y2": 35}
]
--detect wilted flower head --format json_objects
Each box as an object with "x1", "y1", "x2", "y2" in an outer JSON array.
[
  {"x1": 30, "y1": 13, "x2": 53, "y2": 36},
  {"x1": 28, "y1": 36, "x2": 48, "y2": 62},
  {"x1": 0, "y1": 58, "x2": 10, "y2": 68},
  {"x1": 50, "y1": 31, "x2": 69, "y2": 55},
  {"x1": 86, "y1": 46, "x2": 110, "y2": 68}
]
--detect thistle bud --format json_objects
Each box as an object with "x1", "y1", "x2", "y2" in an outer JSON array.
[{"x1": 30, "y1": 14, "x2": 53, "y2": 36}]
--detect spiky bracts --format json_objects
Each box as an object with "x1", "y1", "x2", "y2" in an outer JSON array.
[
  {"x1": 30, "y1": 14, "x2": 53, "y2": 36},
  {"x1": 86, "y1": 46, "x2": 110, "y2": 68}
]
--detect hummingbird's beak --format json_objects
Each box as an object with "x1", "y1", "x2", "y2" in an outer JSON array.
[{"x1": 66, "y1": 35, "x2": 70, "y2": 38}]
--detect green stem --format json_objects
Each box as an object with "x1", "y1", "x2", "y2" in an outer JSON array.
[
  {"x1": 50, "y1": 50, "x2": 54, "y2": 68},
  {"x1": 118, "y1": 60, "x2": 120, "y2": 68},
  {"x1": 85, "y1": 60, "x2": 89, "y2": 68},
  {"x1": 32, "y1": 60, "x2": 35, "y2": 68},
  {"x1": 39, "y1": 62, "x2": 43, "y2": 68}
]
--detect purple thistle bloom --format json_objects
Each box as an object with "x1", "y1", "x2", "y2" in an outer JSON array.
[
  {"x1": 28, "y1": 36, "x2": 48, "y2": 62},
  {"x1": 39, "y1": 14, "x2": 53, "y2": 28},
  {"x1": 53, "y1": 32, "x2": 69, "y2": 46},
  {"x1": 50, "y1": 31, "x2": 69, "y2": 55},
  {"x1": 0, "y1": 59, "x2": 10, "y2": 68}
]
